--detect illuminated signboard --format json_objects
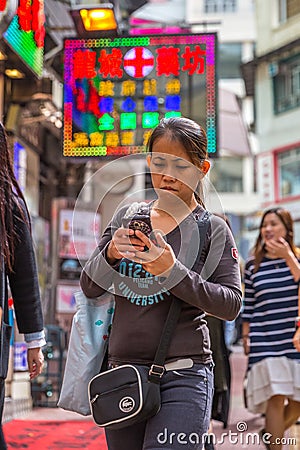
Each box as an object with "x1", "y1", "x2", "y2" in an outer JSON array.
[
  {"x1": 0, "y1": 1, "x2": 18, "y2": 35},
  {"x1": 63, "y1": 33, "x2": 217, "y2": 157},
  {"x1": 3, "y1": 0, "x2": 45, "y2": 77},
  {"x1": 13, "y1": 141, "x2": 27, "y2": 191}
]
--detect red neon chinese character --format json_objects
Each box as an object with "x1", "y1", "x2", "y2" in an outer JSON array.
[
  {"x1": 32, "y1": 0, "x2": 45, "y2": 48},
  {"x1": 75, "y1": 87, "x2": 87, "y2": 113},
  {"x1": 182, "y1": 45, "x2": 206, "y2": 75},
  {"x1": 87, "y1": 81, "x2": 101, "y2": 117},
  {"x1": 0, "y1": 1, "x2": 7, "y2": 12},
  {"x1": 17, "y1": 0, "x2": 32, "y2": 32},
  {"x1": 73, "y1": 50, "x2": 97, "y2": 79},
  {"x1": 156, "y1": 47, "x2": 180, "y2": 76},
  {"x1": 98, "y1": 48, "x2": 123, "y2": 79}
]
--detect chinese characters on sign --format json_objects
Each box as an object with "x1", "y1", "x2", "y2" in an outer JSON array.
[
  {"x1": 3, "y1": 0, "x2": 45, "y2": 77},
  {"x1": 0, "y1": 0, "x2": 7, "y2": 12},
  {"x1": 63, "y1": 34, "x2": 217, "y2": 157}
]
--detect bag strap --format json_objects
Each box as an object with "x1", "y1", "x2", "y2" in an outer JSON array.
[
  {"x1": 148, "y1": 298, "x2": 182, "y2": 383},
  {"x1": 148, "y1": 210, "x2": 211, "y2": 383}
]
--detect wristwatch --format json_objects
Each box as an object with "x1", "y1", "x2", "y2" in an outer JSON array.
[{"x1": 295, "y1": 316, "x2": 300, "y2": 330}]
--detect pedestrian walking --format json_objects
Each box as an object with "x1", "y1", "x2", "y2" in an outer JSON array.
[
  {"x1": 81, "y1": 116, "x2": 242, "y2": 450},
  {"x1": 0, "y1": 123, "x2": 46, "y2": 449},
  {"x1": 242, "y1": 207, "x2": 300, "y2": 450}
]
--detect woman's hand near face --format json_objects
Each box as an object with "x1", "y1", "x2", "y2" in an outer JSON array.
[
  {"x1": 130, "y1": 230, "x2": 176, "y2": 277},
  {"x1": 106, "y1": 227, "x2": 145, "y2": 264},
  {"x1": 265, "y1": 237, "x2": 300, "y2": 281},
  {"x1": 265, "y1": 237, "x2": 292, "y2": 259}
]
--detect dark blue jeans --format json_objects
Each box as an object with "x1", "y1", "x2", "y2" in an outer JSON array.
[{"x1": 105, "y1": 362, "x2": 214, "y2": 450}]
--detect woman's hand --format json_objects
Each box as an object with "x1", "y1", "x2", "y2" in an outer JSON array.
[
  {"x1": 265, "y1": 237, "x2": 292, "y2": 259},
  {"x1": 106, "y1": 227, "x2": 145, "y2": 263},
  {"x1": 27, "y1": 347, "x2": 44, "y2": 380},
  {"x1": 242, "y1": 323, "x2": 250, "y2": 356},
  {"x1": 266, "y1": 237, "x2": 300, "y2": 281},
  {"x1": 293, "y1": 327, "x2": 300, "y2": 352},
  {"x1": 128, "y1": 230, "x2": 176, "y2": 277},
  {"x1": 242, "y1": 336, "x2": 250, "y2": 355}
]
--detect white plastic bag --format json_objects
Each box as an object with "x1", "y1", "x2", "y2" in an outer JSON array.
[{"x1": 57, "y1": 289, "x2": 114, "y2": 415}]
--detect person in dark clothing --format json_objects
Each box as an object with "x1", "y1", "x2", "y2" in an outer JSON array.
[
  {"x1": 206, "y1": 316, "x2": 232, "y2": 427},
  {"x1": 204, "y1": 214, "x2": 237, "y2": 450},
  {"x1": 0, "y1": 123, "x2": 45, "y2": 449},
  {"x1": 80, "y1": 117, "x2": 242, "y2": 450}
]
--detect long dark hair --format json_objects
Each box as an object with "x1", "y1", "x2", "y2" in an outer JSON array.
[
  {"x1": 253, "y1": 207, "x2": 299, "y2": 272},
  {"x1": 146, "y1": 117, "x2": 208, "y2": 207},
  {"x1": 0, "y1": 123, "x2": 30, "y2": 271}
]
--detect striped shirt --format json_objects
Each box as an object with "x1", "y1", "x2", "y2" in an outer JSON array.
[{"x1": 242, "y1": 256, "x2": 299, "y2": 367}]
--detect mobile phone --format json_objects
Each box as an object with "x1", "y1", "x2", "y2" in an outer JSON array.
[
  {"x1": 128, "y1": 218, "x2": 152, "y2": 237},
  {"x1": 122, "y1": 214, "x2": 152, "y2": 251},
  {"x1": 122, "y1": 214, "x2": 152, "y2": 237}
]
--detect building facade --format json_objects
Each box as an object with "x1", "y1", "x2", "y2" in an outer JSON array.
[
  {"x1": 243, "y1": 0, "x2": 300, "y2": 244},
  {"x1": 184, "y1": 0, "x2": 259, "y2": 259}
]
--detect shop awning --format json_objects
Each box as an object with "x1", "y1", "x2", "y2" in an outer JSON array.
[{"x1": 130, "y1": 0, "x2": 186, "y2": 24}]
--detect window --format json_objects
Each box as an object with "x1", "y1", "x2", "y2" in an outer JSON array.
[
  {"x1": 204, "y1": 0, "x2": 237, "y2": 13},
  {"x1": 210, "y1": 157, "x2": 243, "y2": 193},
  {"x1": 279, "y1": 0, "x2": 300, "y2": 22},
  {"x1": 273, "y1": 56, "x2": 300, "y2": 114},
  {"x1": 277, "y1": 147, "x2": 300, "y2": 198},
  {"x1": 218, "y1": 43, "x2": 242, "y2": 78},
  {"x1": 279, "y1": 0, "x2": 287, "y2": 22}
]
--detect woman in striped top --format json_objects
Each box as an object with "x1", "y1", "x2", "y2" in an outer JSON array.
[{"x1": 242, "y1": 207, "x2": 300, "y2": 449}]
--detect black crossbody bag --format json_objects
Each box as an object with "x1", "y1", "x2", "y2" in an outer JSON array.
[
  {"x1": 88, "y1": 210, "x2": 211, "y2": 430},
  {"x1": 88, "y1": 297, "x2": 182, "y2": 429}
]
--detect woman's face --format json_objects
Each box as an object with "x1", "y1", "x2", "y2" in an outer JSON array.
[
  {"x1": 261, "y1": 213, "x2": 287, "y2": 242},
  {"x1": 147, "y1": 135, "x2": 201, "y2": 205}
]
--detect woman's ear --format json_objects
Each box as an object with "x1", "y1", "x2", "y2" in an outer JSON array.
[
  {"x1": 201, "y1": 160, "x2": 210, "y2": 175},
  {"x1": 146, "y1": 154, "x2": 151, "y2": 168}
]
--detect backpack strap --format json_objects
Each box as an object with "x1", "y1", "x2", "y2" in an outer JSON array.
[{"x1": 185, "y1": 210, "x2": 211, "y2": 270}]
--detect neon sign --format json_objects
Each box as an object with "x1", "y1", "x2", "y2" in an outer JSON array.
[
  {"x1": 13, "y1": 141, "x2": 27, "y2": 192},
  {"x1": 3, "y1": 0, "x2": 45, "y2": 77},
  {"x1": 0, "y1": 1, "x2": 8, "y2": 12},
  {"x1": 63, "y1": 34, "x2": 217, "y2": 157}
]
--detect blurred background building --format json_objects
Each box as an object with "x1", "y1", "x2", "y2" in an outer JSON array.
[{"x1": 242, "y1": 0, "x2": 300, "y2": 246}]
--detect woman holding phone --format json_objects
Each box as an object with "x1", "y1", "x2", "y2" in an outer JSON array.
[{"x1": 81, "y1": 117, "x2": 242, "y2": 450}]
